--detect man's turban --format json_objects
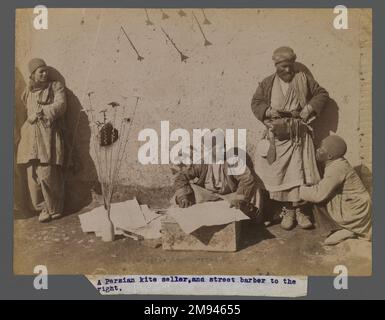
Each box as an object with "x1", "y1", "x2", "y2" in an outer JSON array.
[
  {"x1": 28, "y1": 58, "x2": 48, "y2": 75},
  {"x1": 272, "y1": 47, "x2": 297, "y2": 64}
]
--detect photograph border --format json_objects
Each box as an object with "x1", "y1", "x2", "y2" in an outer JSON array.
[{"x1": 1, "y1": 0, "x2": 383, "y2": 300}]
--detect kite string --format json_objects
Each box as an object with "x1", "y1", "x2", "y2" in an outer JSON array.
[
  {"x1": 111, "y1": 97, "x2": 140, "y2": 192},
  {"x1": 103, "y1": 125, "x2": 109, "y2": 208},
  {"x1": 85, "y1": 104, "x2": 105, "y2": 207},
  {"x1": 107, "y1": 107, "x2": 118, "y2": 204},
  {"x1": 109, "y1": 100, "x2": 131, "y2": 199},
  {"x1": 86, "y1": 111, "x2": 102, "y2": 181},
  {"x1": 110, "y1": 103, "x2": 127, "y2": 190}
]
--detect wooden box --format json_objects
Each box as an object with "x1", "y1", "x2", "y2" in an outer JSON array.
[{"x1": 161, "y1": 215, "x2": 241, "y2": 252}]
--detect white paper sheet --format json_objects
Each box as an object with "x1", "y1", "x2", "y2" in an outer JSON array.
[
  {"x1": 78, "y1": 198, "x2": 162, "y2": 239},
  {"x1": 167, "y1": 201, "x2": 250, "y2": 234}
]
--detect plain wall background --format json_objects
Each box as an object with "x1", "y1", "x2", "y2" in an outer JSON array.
[{"x1": 14, "y1": 8, "x2": 371, "y2": 192}]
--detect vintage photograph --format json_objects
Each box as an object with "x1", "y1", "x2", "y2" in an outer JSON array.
[{"x1": 14, "y1": 8, "x2": 372, "y2": 276}]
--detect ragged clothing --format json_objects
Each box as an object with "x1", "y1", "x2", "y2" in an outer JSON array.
[
  {"x1": 251, "y1": 71, "x2": 329, "y2": 121},
  {"x1": 17, "y1": 81, "x2": 66, "y2": 165},
  {"x1": 251, "y1": 71, "x2": 329, "y2": 202},
  {"x1": 26, "y1": 161, "x2": 64, "y2": 216},
  {"x1": 173, "y1": 162, "x2": 258, "y2": 205},
  {"x1": 16, "y1": 80, "x2": 66, "y2": 217},
  {"x1": 299, "y1": 158, "x2": 372, "y2": 239}
]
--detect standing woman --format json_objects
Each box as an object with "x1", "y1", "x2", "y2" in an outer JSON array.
[{"x1": 17, "y1": 58, "x2": 66, "y2": 222}]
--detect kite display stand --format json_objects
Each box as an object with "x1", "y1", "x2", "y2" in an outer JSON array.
[{"x1": 86, "y1": 93, "x2": 140, "y2": 242}]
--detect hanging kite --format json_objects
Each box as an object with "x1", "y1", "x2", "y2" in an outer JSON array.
[
  {"x1": 160, "y1": 27, "x2": 189, "y2": 62},
  {"x1": 201, "y1": 9, "x2": 212, "y2": 25},
  {"x1": 192, "y1": 11, "x2": 212, "y2": 46},
  {"x1": 161, "y1": 9, "x2": 169, "y2": 20},
  {"x1": 144, "y1": 9, "x2": 154, "y2": 26},
  {"x1": 178, "y1": 9, "x2": 187, "y2": 17},
  {"x1": 120, "y1": 26, "x2": 144, "y2": 61}
]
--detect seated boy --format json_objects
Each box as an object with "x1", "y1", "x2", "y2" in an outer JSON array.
[{"x1": 299, "y1": 135, "x2": 372, "y2": 245}]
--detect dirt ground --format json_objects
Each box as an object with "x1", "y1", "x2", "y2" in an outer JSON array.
[{"x1": 13, "y1": 186, "x2": 371, "y2": 276}]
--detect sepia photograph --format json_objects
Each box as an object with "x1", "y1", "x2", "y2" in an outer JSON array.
[{"x1": 13, "y1": 8, "x2": 372, "y2": 278}]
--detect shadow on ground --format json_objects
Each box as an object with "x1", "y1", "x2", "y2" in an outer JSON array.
[{"x1": 13, "y1": 184, "x2": 371, "y2": 276}]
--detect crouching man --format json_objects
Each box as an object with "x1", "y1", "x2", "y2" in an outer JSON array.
[
  {"x1": 299, "y1": 135, "x2": 372, "y2": 245},
  {"x1": 172, "y1": 131, "x2": 259, "y2": 215}
]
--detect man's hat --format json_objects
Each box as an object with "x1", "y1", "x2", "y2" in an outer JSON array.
[
  {"x1": 28, "y1": 58, "x2": 48, "y2": 75},
  {"x1": 322, "y1": 135, "x2": 347, "y2": 159},
  {"x1": 272, "y1": 47, "x2": 296, "y2": 64}
]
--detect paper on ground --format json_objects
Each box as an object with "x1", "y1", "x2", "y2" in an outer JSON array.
[
  {"x1": 86, "y1": 274, "x2": 308, "y2": 297},
  {"x1": 78, "y1": 198, "x2": 162, "y2": 239},
  {"x1": 167, "y1": 201, "x2": 250, "y2": 234}
]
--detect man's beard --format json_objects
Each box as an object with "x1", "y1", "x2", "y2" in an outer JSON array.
[{"x1": 278, "y1": 71, "x2": 294, "y2": 82}]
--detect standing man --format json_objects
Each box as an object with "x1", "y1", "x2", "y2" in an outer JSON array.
[
  {"x1": 17, "y1": 58, "x2": 67, "y2": 222},
  {"x1": 251, "y1": 47, "x2": 329, "y2": 230}
]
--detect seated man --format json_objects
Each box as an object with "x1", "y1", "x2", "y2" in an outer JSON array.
[
  {"x1": 172, "y1": 132, "x2": 259, "y2": 215},
  {"x1": 299, "y1": 135, "x2": 372, "y2": 245}
]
